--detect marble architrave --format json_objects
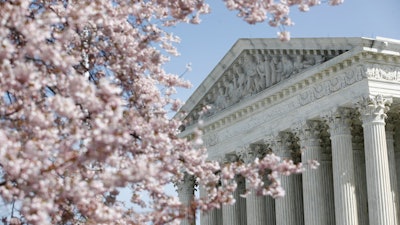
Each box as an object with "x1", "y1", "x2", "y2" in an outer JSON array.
[{"x1": 176, "y1": 37, "x2": 400, "y2": 225}]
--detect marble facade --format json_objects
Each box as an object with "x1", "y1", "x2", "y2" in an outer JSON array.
[{"x1": 176, "y1": 37, "x2": 400, "y2": 225}]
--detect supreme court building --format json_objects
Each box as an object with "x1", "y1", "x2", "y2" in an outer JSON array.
[{"x1": 176, "y1": 37, "x2": 400, "y2": 225}]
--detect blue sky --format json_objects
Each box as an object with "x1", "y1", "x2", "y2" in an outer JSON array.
[{"x1": 165, "y1": 0, "x2": 400, "y2": 102}]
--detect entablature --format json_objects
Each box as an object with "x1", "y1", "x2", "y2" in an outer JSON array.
[
  {"x1": 181, "y1": 52, "x2": 400, "y2": 139},
  {"x1": 177, "y1": 37, "x2": 400, "y2": 143}
]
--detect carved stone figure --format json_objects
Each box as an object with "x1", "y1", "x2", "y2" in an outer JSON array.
[
  {"x1": 186, "y1": 51, "x2": 338, "y2": 122},
  {"x1": 281, "y1": 55, "x2": 294, "y2": 78},
  {"x1": 226, "y1": 73, "x2": 239, "y2": 104},
  {"x1": 235, "y1": 64, "x2": 247, "y2": 99},
  {"x1": 293, "y1": 55, "x2": 304, "y2": 74},
  {"x1": 215, "y1": 84, "x2": 227, "y2": 110},
  {"x1": 271, "y1": 55, "x2": 281, "y2": 84},
  {"x1": 255, "y1": 54, "x2": 268, "y2": 91},
  {"x1": 303, "y1": 55, "x2": 324, "y2": 68},
  {"x1": 242, "y1": 54, "x2": 258, "y2": 96}
]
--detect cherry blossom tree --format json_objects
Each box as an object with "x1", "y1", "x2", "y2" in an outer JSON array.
[{"x1": 0, "y1": 0, "x2": 341, "y2": 224}]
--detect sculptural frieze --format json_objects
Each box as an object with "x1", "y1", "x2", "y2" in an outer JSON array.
[
  {"x1": 365, "y1": 64, "x2": 400, "y2": 81},
  {"x1": 185, "y1": 50, "x2": 341, "y2": 126},
  {"x1": 298, "y1": 64, "x2": 400, "y2": 107}
]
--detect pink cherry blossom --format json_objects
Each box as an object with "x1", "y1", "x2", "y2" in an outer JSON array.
[
  {"x1": 0, "y1": 0, "x2": 342, "y2": 224},
  {"x1": 330, "y1": 0, "x2": 344, "y2": 6},
  {"x1": 278, "y1": 31, "x2": 291, "y2": 42}
]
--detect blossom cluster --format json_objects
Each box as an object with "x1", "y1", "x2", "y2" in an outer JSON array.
[{"x1": 224, "y1": 0, "x2": 343, "y2": 41}]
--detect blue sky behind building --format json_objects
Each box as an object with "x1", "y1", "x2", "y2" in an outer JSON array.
[{"x1": 165, "y1": 0, "x2": 400, "y2": 102}]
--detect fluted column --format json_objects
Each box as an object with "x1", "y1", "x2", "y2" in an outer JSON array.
[
  {"x1": 260, "y1": 143, "x2": 277, "y2": 224},
  {"x1": 199, "y1": 185, "x2": 218, "y2": 225},
  {"x1": 178, "y1": 173, "x2": 195, "y2": 225},
  {"x1": 244, "y1": 177, "x2": 268, "y2": 225},
  {"x1": 324, "y1": 108, "x2": 359, "y2": 225},
  {"x1": 269, "y1": 132, "x2": 304, "y2": 225},
  {"x1": 264, "y1": 184, "x2": 277, "y2": 225},
  {"x1": 221, "y1": 181, "x2": 242, "y2": 225},
  {"x1": 394, "y1": 115, "x2": 400, "y2": 217},
  {"x1": 386, "y1": 115, "x2": 399, "y2": 224},
  {"x1": 222, "y1": 154, "x2": 242, "y2": 225},
  {"x1": 237, "y1": 176, "x2": 247, "y2": 225},
  {"x1": 351, "y1": 122, "x2": 369, "y2": 225},
  {"x1": 320, "y1": 127, "x2": 336, "y2": 225},
  {"x1": 239, "y1": 145, "x2": 268, "y2": 225},
  {"x1": 358, "y1": 95, "x2": 395, "y2": 225},
  {"x1": 294, "y1": 120, "x2": 335, "y2": 225}
]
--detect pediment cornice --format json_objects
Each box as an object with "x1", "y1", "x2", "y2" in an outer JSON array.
[{"x1": 176, "y1": 37, "x2": 400, "y2": 138}]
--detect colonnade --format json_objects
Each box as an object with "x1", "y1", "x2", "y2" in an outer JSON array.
[{"x1": 178, "y1": 95, "x2": 400, "y2": 225}]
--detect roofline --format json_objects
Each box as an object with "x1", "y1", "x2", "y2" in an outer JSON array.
[{"x1": 174, "y1": 37, "x2": 400, "y2": 121}]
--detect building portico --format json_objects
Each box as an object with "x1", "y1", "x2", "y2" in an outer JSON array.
[{"x1": 176, "y1": 37, "x2": 400, "y2": 225}]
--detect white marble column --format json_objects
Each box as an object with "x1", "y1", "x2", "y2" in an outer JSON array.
[
  {"x1": 237, "y1": 176, "x2": 248, "y2": 225},
  {"x1": 294, "y1": 120, "x2": 335, "y2": 225},
  {"x1": 351, "y1": 123, "x2": 369, "y2": 225},
  {"x1": 264, "y1": 193, "x2": 276, "y2": 225},
  {"x1": 199, "y1": 185, "x2": 218, "y2": 225},
  {"x1": 239, "y1": 145, "x2": 268, "y2": 225},
  {"x1": 394, "y1": 115, "x2": 400, "y2": 218},
  {"x1": 324, "y1": 108, "x2": 359, "y2": 225},
  {"x1": 261, "y1": 144, "x2": 277, "y2": 224},
  {"x1": 222, "y1": 154, "x2": 242, "y2": 225},
  {"x1": 221, "y1": 182, "x2": 242, "y2": 225},
  {"x1": 270, "y1": 132, "x2": 304, "y2": 225},
  {"x1": 320, "y1": 127, "x2": 336, "y2": 225},
  {"x1": 358, "y1": 95, "x2": 395, "y2": 225},
  {"x1": 178, "y1": 173, "x2": 195, "y2": 225},
  {"x1": 244, "y1": 176, "x2": 268, "y2": 225},
  {"x1": 200, "y1": 209, "x2": 218, "y2": 225},
  {"x1": 386, "y1": 115, "x2": 399, "y2": 224}
]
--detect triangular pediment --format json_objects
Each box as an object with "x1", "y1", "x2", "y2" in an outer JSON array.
[{"x1": 176, "y1": 37, "x2": 378, "y2": 128}]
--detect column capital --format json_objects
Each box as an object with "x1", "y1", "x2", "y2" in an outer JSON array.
[
  {"x1": 387, "y1": 112, "x2": 400, "y2": 121},
  {"x1": 263, "y1": 134, "x2": 277, "y2": 147},
  {"x1": 292, "y1": 120, "x2": 322, "y2": 144},
  {"x1": 224, "y1": 153, "x2": 239, "y2": 164},
  {"x1": 322, "y1": 107, "x2": 354, "y2": 136},
  {"x1": 352, "y1": 122, "x2": 364, "y2": 152},
  {"x1": 265, "y1": 132, "x2": 293, "y2": 158},
  {"x1": 386, "y1": 112, "x2": 400, "y2": 132},
  {"x1": 176, "y1": 173, "x2": 196, "y2": 192},
  {"x1": 237, "y1": 143, "x2": 267, "y2": 164},
  {"x1": 235, "y1": 145, "x2": 251, "y2": 163},
  {"x1": 386, "y1": 122, "x2": 396, "y2": 133},
  {"x1": 319, "y1": 124, "x2": 333, "y2": 162},
  {"x1": 177, "y1": 173, "x2": 196, "y2": 225},
  {"x1": 357, "y1": 95, "x2": 392, "y2": 125}
]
